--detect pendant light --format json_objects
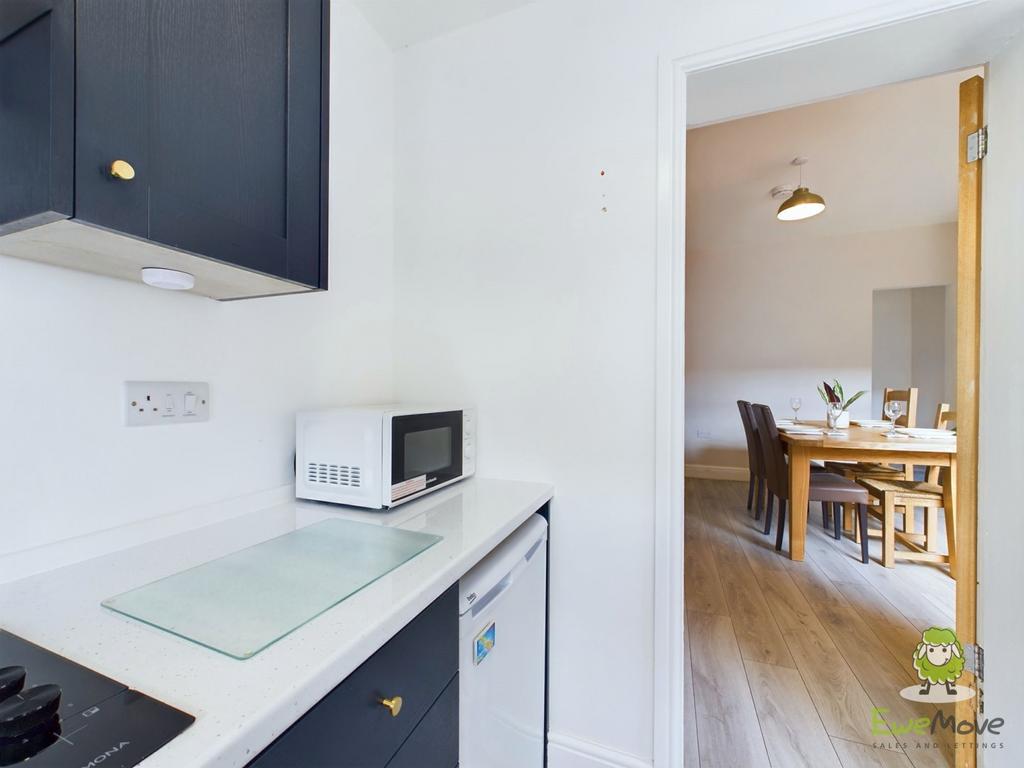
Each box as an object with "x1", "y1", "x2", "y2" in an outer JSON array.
[{"x1": 773, "y1": 157, "x2": 826, "y2": 221}]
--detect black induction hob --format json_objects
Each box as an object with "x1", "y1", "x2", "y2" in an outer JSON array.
[{"x1": 0, "y1": 630, "x2": 193, "y2": 767}]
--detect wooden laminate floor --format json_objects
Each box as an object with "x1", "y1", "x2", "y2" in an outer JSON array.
[{"x1": 684, "y1": 478, "x2": 957, "y2": 768}]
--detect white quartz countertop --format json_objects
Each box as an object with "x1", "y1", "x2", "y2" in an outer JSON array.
[{"x1": 0, "y1": 477, "x2": 553, "y2": 767}]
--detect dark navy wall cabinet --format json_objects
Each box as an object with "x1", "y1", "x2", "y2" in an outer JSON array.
[
  {"x1": 0, "y1": 0, "x2": 329, "y2": 299},
  {"x1": 0, "y1": 0, "x2": 74, "y2": 236},
  {"x1": 247, "y1": 586, "x2": 460, "y2": 768}
]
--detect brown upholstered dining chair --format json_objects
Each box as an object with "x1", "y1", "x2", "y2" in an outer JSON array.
[
  {"x1": 751, "y1": 403, "x2": 871, "y2": 563},
  {"x1": 737, "y1": 400, "x2": 766, "y2": 519}
]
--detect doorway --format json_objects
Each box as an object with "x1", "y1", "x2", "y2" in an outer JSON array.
[
  {"x1": 662, "y1": 6, "x2": 1024, "y2": 768},
  {"x1": 683, "y1": 69, "x2": 967, "y2": 768}
]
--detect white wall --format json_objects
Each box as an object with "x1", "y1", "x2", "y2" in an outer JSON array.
[
  {"x1": 394, "y1": 3, "x2": 669, "y2": 763},
  {"x1": 910, "y1": 285, "x2": 951, "y2": 422},
  {"x1": 0, "y1": 0, "x2": 1004, "y2": 765},
  {"x1": 945, "y1": 278, "x2": 958, "y2": 406},
  {"x1": 872, "y1": 288, "x2": 913, "y2": 416},
  {"x1": 685, "y1": 224, "x2": 955, "y2": 470},
  {"x1": 980, "y1": 31, "x2": 1024, "y2": 768},
  {"x1": 391, "y1": 1, "x2": 976, "y2": 765},
  {"x1": 0, "y1": 0, "x2": 395, "y2": 564},
  {"x1": 871, "y1": 285, "x2": 952, "y2": 425}
]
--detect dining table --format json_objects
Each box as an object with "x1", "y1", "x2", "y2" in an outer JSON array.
[{"x1": 777, "y1": 421, "x2": 957, "y2": 562}]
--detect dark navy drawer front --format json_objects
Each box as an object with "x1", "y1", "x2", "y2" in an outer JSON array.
[
  {"x1": 248, "y1": 585, "x2": 458, "y2": 768},
  {"x1": 386, "y1": 675, "x2": 458, "y2": 768}
]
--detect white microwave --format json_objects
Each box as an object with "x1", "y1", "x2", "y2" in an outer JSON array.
[{"x1": 295, "y1": 405, "x2": 476, "y2": 508}]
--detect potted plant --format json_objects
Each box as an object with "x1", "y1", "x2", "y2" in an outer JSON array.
[{"x1": 817, "y1": 379, "x2": 865, "y2": 429}]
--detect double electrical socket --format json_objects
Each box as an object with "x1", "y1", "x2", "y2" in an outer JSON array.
[{"x1": 125, "y1": 381, "x2": 210, "y2": 427}]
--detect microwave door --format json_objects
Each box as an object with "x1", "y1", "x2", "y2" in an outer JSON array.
[{"x1": 390, "y1": 411, "x2": 463, "y2": 503}]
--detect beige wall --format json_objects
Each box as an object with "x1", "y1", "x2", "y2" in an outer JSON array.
[
  {"x1": 685, "y1": 223, "x2": 955, "y2": 470},
  {"x1": 685, "y1": 71, "x2": 964, "y2": 473}
]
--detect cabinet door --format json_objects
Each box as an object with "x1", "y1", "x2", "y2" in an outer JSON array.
[
  {"x1": 385, "y1": 676, "x2": 459, "y2": 768},
  {"x1": 75, "y1": 0, "x2": 325, "y2": 287},
  {"x1": 248, "y1": 586, "x2": 458, "y2": 768},
  {"x1": 0, "y1": 0, "x2": 73, "y2": 235},
  {"x1": 75, "y1": 0, "x2": 149, "y2": 239}
]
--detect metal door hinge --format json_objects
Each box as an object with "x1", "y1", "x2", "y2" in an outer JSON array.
[
  {"x1": 964, "y1": 643, "x2": 985, "y2": 682},
  {"x1": 964, "y1": 643, "x2": 985, "y2": 712},
  {"x1": 967, "y1": 127, "x2": 988, "y2": 162}
]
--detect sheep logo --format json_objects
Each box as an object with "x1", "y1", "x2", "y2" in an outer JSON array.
[{"x1": 899, "y1": 627, "x2": 975, "y2": 703}]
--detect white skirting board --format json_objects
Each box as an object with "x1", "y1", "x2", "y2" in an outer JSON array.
[
  {"x1": 548, "y1": 733, "x2": 652, "y2": 768},
  {"x1": 683, "y1": 464, "x2": 749, "y2": 481}
]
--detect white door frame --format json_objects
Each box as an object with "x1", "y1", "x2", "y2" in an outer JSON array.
[{"x1": 652, "y1": 2, "x2": 985, "y2": 766}]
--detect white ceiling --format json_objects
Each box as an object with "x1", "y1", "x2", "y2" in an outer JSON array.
[
  {"x1": 686, "y1": 69, "x2": 974, "y2": 251},
  {"x1": 353, "y1": 0, "x2": 537, "y2": 48}
]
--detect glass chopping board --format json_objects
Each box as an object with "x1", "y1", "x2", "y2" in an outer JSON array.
[{"x1": 102, "y1": 519, "x2": 442, "y2": 659}]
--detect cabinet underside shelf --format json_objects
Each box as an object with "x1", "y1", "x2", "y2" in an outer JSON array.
[{"x1": 0, "y1": 219, "x2": 316, "y2": 300}]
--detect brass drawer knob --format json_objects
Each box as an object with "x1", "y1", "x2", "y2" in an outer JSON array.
[
  {"x1": 109, "y1": 160, "x2": 136, "y2": 180},
  {"x1": 380, "y1": 696, "x2": 403, "y2": 717}
]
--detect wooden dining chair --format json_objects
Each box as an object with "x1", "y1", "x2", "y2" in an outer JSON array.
[
  {"x1": 737, "y1": 400, "x2": 767, "y2": 519},
  {"x1": 855, "y1": 403, "x2": 957, "y2": 571},
  {"x1": 825, "y1": 386, "x2": 920, "y2": 479},
  {"x1": 824, "y1": 386, "x2": 920, "y2": 534},
  {"x1": 751, "y1": 404, "x2": 870, "y2": 563},
  {"x1": 884, "y1": 386, "x2": 919, "y2": 430}
]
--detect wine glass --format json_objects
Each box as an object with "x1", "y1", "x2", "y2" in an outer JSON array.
[
  {"x1": 826, "y1": 401, "x2": 845, "y2": 434},
  {"x1": 790, "y1": 397, "x2": 802, "y2": 423},
  {"x1": 883, "y1": 399, "x2": 903, "y2": 436}
]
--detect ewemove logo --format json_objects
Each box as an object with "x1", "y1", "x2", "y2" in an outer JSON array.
[
  {"x1": 868, "y1": 627, "x2": 1006, "y2": 754},
  {"x1": 900, "y1": 627, "x2": 975, "y2": 703},
  {"x1": 870, "y1": 707, "x2": 1005, "y2": 741}
]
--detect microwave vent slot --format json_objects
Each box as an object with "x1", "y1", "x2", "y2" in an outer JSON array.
[{"x1": 307, "y1": 462, "x2": 362, "y2": 487}]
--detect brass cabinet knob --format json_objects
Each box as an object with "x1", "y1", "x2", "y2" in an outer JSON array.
[
  {"x1": 380, "y1": 696, "x2": 403, "y2": 717},
  {"x1": 109, "y1": 160, "x2": 136, "y2": 180}
]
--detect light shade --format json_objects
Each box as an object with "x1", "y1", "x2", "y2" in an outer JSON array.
[
  {"x1": 776, "y1": 187, "x2": 826, "y2": 221},
  {"x1": 141, "y1": 267, "x2": 195, "y2": 290}
]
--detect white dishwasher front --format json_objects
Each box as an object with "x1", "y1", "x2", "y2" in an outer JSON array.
[{"x1": 459, "y1": 513, "x2": 548, "y2": 768}]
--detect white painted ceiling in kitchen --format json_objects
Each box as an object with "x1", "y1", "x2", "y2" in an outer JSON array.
[{"x1": 353, "y1": 0, "x2": 538, "y2": 48}]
